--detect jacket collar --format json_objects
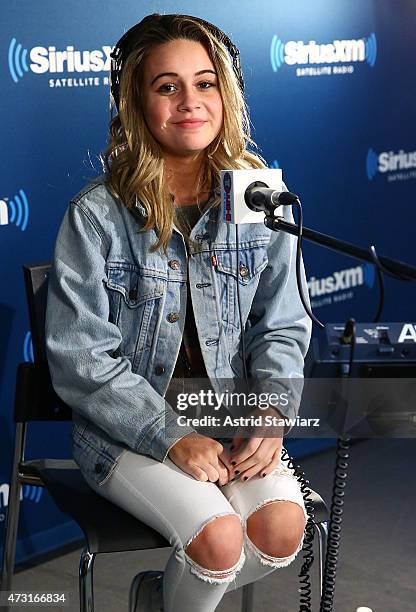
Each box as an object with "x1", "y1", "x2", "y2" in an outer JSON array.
[{"x1": 134, "y1": 185, "x2": 221, "y2": 220}]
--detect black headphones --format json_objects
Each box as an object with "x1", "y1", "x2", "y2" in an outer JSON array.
[{"x1": 110, "y1": 13, "x2": 244, "y2": 112}]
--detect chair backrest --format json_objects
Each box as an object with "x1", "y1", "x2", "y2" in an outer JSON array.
[
  {"x1": 23, "y1": 262, "x2": 51, "y2": 363},
  {"x1": 14, "y1": 263, "x2": 71, "y2": 423}
]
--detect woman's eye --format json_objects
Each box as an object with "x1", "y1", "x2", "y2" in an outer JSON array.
[
  {"x1": 198, "y1": 81, "x2": 216, "y2": 89},
  {"x1": 158, "y1": 81, "x2": 216, "y2": 93},
  {"x1": 158, "y1": 83, "x2": 177, "y2": 93}
]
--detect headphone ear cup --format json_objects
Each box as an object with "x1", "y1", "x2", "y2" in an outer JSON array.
[{"x1": 110, "y1": 18, "x2": 154, "y2": 111}]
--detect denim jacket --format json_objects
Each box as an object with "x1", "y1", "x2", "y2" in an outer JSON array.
[{"x1": 45, "y1": 175, "x2": 311, "y2": 486}]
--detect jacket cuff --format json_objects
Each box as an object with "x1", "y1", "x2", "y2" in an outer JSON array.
[
  {"x1": 135, "y1": 407, "x2": 196, "y2": 462},
  {"x1": 249, "y1": 378, "x2": 303, "y2": 435}
]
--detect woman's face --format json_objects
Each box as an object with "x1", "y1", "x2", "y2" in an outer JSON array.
[{"x1": 142, "y1": 39, "x2": 223, "y2": 158}]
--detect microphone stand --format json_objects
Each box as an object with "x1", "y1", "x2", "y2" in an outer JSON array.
[{"x1": 265, "y1": 215, "x2": 416, "y2": 280}]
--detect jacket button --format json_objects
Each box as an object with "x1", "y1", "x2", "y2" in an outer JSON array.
[
  {"x1": 239, "y1": 265, "x2": 249, "y2": 278},
  {"x1": 168, "y1": 259, "x2": 180, "y2": 270},
  {"x1": 167, "y1": 312, "x2": 180, "y2": 323},
  {"x1": 155, "y1": 365, "x2": 165, "y2": 375},
  {"x1": 94, "y1": 463, "x2": 103, "y2": 474}
]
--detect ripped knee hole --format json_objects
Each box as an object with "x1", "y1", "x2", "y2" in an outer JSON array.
[{"x1": 184, "y1": 513, "x2": 245, "y2": 584}]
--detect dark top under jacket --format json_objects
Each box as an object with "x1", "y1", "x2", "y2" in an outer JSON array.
[{"x1": 172, "y1": 201, "x2": 210, "y2": 379}]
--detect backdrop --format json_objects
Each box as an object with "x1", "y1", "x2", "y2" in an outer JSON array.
[{"x1": 1, "y1": 0, "x2": 415, "y2": 563}]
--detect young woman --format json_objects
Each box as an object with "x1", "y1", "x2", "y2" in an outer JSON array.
[{"x1": 46, "y1": 13, "x2": 312, "y2": 612}]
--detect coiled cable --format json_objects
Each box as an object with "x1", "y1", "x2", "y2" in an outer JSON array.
[
  {"x1": 319, "y1": 318, "x2": 355, "y2": 611},
  {"x1": 281, "y1": 447, "x2": 316, "y2": 611},
  {"x1": 319, "y1": 437, "x2": 350, "y2": 611}
]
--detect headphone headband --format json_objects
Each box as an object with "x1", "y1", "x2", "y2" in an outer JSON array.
[{"x1": 110, "y1": 13, "x2": 244, "y2": 111}]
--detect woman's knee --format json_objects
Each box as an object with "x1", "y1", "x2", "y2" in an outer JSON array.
[
  {"x1": 185, "y1": 514, "x2": 244, "y2": 572},
  {"x1": 246, "y1": 500, "x2": 306, "y2": 560}
]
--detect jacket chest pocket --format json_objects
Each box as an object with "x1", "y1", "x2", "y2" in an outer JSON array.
[
  {"x1": 105, "y1": 263, "x2": 165, "y2": 358},
  {"x1": 213, "y1": 246, "x2": 268, "y2": 333}
]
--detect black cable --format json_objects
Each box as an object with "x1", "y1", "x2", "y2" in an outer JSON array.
[
  {"x1": 346, "y1": 318, "x2": 356, "y2": 376},
  {"x1": 280, "y1": 448, "x2": 316, "y2": 611},
  {"x1": 292, "y1": 200, "x2": 325, "y2": 329},
  {"x1": 368, "y1": 246, "x2": 385, "y2": 323},
  {"x1": 319, "y1": 436, "x2": 351, "y2": 612},
  {"x1": 368, "y1": 245, "x2": 413, "y2": 282},
  {"x1": 235, "y1": 224, "x2": 249, "y2": 382},
  {"x1": 234, "y1": 223, "x2": 316, "y2": 612},
  {"x1": 319, "y1": 318, "x2": 355, "y2": 612}
]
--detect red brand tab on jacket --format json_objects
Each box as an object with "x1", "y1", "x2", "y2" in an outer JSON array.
[{"x1": 211, "y1": 255, "x2": 218, "y2": 268}]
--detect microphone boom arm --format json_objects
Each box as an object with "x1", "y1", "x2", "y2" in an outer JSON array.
[{"x1": 266, "y1": 216, "x2": 416, "y2": 282}]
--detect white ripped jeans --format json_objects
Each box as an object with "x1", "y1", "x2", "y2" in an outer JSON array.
[{"x1": 81, "y1": 442, "x2": 307, "y2": 612}]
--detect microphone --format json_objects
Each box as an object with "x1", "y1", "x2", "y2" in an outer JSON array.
[
  {"x1": 244, "y1": 182, "x2": 299, "y2": 213},
  {"x1": 221, "y1": 168, "x2": 285, "y2": 224}
]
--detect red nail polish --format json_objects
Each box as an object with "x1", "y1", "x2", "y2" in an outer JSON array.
[
  {"x1": 231, "y1": 461, "x2": 236, "y2": 466},
  {"x1": 235, "y1": 470, "x2": 240, "y2": 475},
  {"x1": 230, "y1": 445, "x2": 235, "y2": 451},
  {"x1": 243, "y1": 476, "x2": 248, "y2": 481},
  {"x1": 262, "y1": 473, "x2": 266, "y2": 477}
]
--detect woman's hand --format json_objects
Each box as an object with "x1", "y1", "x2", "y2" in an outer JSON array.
[
  {"x1": 229, "y1": 407, "x2": 285, "y2": 481},
  {"x1": 168, "y1": 433, "x2": 232, "y2": 485}
]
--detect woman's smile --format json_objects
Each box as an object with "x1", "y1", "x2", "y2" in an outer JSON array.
[{"x1": 173, "y1": 119, "x2": 207, "y2": 128}]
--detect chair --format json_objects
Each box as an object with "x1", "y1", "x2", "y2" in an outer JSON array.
[{"x1": 1, "y1": 262, "x2": 329, "y2": 612}]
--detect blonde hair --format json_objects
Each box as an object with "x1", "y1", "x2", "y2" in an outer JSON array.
[{"x1": 102, "y1": 14, "x2": 266, "y2": 252}]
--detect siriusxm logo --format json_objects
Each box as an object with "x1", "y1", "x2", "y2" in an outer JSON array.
[
  {"x1": 367, "y1": 148, "x2": 416, "y2": 180},
  {"x1": 8, "y1": 38, "x2": 112, "y2": 83},
  {"x1": 271, "y1": 33, "x2": 377, "y2": 75},
  {"x1": 23, "y1": 331, "x2": 34, "y2": 363},
  {"x1": 308, "y1": 264, "x2": 374, "y2": 298},
  {"x1": 0, "y1": 189, "x2": 30, "y2": 231},
  {"x1": 0, "y1": 483, "x2": 43, "y2": 510}
]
